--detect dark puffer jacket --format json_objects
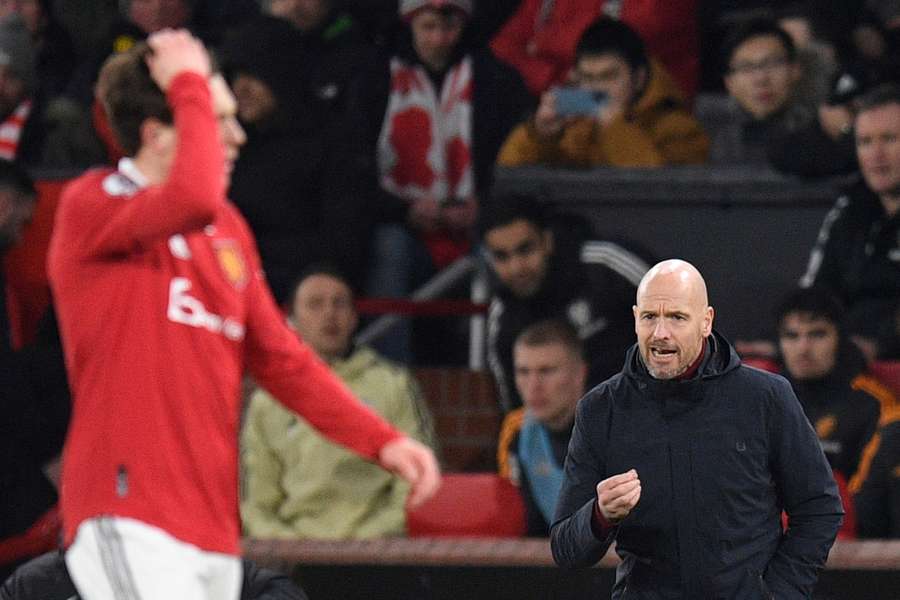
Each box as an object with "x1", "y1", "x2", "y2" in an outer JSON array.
[{"x1": 551, "y1": 331, "x2": 843, "y2": 599}]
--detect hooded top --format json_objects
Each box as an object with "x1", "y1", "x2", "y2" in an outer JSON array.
[{"x1": 551, "y1": 330, "x2": 843, "y2": 599}]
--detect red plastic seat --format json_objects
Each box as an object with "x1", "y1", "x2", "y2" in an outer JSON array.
[
  {"x1": 869, "y1": 361, "x2": 900, "y2": 398},
  {"x1": 407, "y1": 473, "x2": 526, "y2": 537}
]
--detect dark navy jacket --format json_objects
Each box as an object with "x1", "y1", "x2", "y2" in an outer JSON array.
[{"x1": 551, "y1": 331, "x2": 843, "y2": 599}]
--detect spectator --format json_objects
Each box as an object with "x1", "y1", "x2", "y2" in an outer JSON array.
[
  {"x1": 263, "y1": 0, "x2": 376, "y2": 124},
  {"x1": 0, "y1": 0, "x2": 76, "y2": 100},
  {"x1": 800, "y1": 83, "x2": 900, "y2": 359},
  {"x1": 0, "y1": 160, "x2": 69, "y2": 581},
  {"x1": 697, "y1": 17, "x2": 814, "y2": 165},
  {"x1": 768, "y1": 62, "x2": 874, "y2": 178},
  {"x1": 66, "y1": 0, "x2": 196, "y2": 108},
  {"x1": 481, "y1": 194, "x2": 650, "y2": 411},
  {"x1": 0, "y1": 14, "x2": 43, "y2": 166},
  {"x1": 498, "y1": 319, "x2": 586, "y2": 536},
  {"x1": 776, "y1": 287, "x2": 894, "y2": 479},
  {"x1": 551, "y1": 259, "x2": 843, "y2": 598},
  {"x1": 242, "y1": 266, "x2": 437, "y2": 539},
  {"x1": 223, "y1": 16, "x2": 373, "y2": 301},
  {"x1": 497, "y1": 16, "x2": 708, "y2": 168},
  {"x1": 851, "y1": 405, "x2": 900, "y2": 538},
  {"x1": 0, "y1": 550, "x2": 308, "y2": 599},
  {"x1": 359, "y1": 0, "x2": 531, "y2": 362},
  {"x1": 490, "y1": 0, "x2": 700, "y2": 99}
]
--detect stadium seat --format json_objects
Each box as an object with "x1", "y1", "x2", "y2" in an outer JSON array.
[
  {"x1": 407, "y1": 473, "x2": 526, "y2": 537},
  {"x1": 741, "y1": 356, "x2": 780, "y2": 373},
  {"x1": 869, "y1": 361, "x2": 900, "y2": 397}
]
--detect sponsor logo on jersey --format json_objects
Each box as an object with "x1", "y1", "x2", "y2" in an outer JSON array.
[{"x1": 167, "y1": 277, "x2": 245, "y2": 341}]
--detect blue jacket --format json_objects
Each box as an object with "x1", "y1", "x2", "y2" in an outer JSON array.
[{"x1": 551, "y1": 331, "x2": 843, "y2": 599}]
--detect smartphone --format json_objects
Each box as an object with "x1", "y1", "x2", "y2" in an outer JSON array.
[{"x1": 553, "y1": 87, "x2": 609, "y2": 117}]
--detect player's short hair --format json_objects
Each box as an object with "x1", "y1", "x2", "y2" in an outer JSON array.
[
  {"x1": 515, "y1": 319, "x2": 585, "y2": 361},
  {"x1": 97, "y1": 41, "x2": 218, "y2": 156},
  {"x1": 478, "y1": 193, "x2": 549, "y2": 239},
  {"x1": 576, "y1": 17, "x2": 648, "y2": 73},
  {"x1": 855, "y1": 82, "x2": 900, "y2": 116},
  {"x1": 721, "y1": 17, "x2": 796, "y2": 75},
  {"x1": 775, "y1": 286, "x2": 844, "y2": 333}
]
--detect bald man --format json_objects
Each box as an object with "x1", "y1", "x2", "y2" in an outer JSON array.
[{"x1": 550, "y1": 260, "x2": 843, "y2": 599}]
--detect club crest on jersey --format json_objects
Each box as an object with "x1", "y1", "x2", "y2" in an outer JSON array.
[{"x1": 214, "y1": 240, "x2": 248, "y2": 289}]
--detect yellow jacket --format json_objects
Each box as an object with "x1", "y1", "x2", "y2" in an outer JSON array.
[
  {"x1": 497, "y1": 61, "x2": 709, "y2": 167},
  {"x1": 240, "y1": 346, "x2": 436, "y2": 539}
]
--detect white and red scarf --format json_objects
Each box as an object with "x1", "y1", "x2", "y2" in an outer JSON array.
[
  {"x1": 377, "y1": 56, "x2": 474, "y2": 205},
  {"x1": 0, "y1": 100, "x2": 31, "y2": 161}
]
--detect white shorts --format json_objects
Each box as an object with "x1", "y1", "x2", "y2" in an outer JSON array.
[{"x1": 65, "y1": 517, "x2": 242, "y2": 600}]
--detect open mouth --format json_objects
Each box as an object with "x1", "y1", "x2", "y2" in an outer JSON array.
[{"x1": 650, "y1": 347, "x2": 677, "y2": 359}]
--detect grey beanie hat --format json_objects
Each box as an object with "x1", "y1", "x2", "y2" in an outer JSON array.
[
  {"x1": 399, "y1": 0, "x2": 473, "y2": 20},
  {"x1": 0, "y1": 14, "x2": 35, "y2": 94}
]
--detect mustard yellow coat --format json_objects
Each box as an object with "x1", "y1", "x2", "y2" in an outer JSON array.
[{"x1": 497, "y1": 62, "x2": 709, "y2": 167}]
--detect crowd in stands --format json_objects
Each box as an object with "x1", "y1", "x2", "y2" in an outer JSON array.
[{"x1": 2, "y1": 0, "x2": 900, "y2": 591}]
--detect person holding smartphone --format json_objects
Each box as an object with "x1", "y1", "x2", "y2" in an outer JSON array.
[{"x1": 498, "y1": 17, "x2": 708, "y2": 168}]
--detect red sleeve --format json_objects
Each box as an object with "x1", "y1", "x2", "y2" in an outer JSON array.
[
  {"x1": 236, "y1": 211, "x2": 402, "y2": 460},
  {"x1": 490, "y1": 0, "x2": 538, "y2": 63},
  {"x1": 68, "y1": 72, "x2": 224, "y2": 257},
  {"x1": 591, "y1": 499, "x2": 617, "y2": 539}
]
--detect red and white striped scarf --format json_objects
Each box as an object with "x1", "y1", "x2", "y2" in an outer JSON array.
[
  {"x1": 0, "y1": 100, "x2": 31, "y2": 161},
  {"x1": 377, "y1": 56, "x2": 474, "y2": 205}
]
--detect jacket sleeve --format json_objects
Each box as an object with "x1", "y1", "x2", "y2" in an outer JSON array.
[
  {"x1": 239, "y1": 392, "x2": 290, "y2": 538},
  {"x1": 798, "y1": 196, "x2": 849, "y2": 295},
  {"x1": 386, "y1": 370, "x2": 436, "y2": 450},
  {"x1": 496, "y1": 121, "x2": 568, "y2": 166},
  {"x1": 237, "y1": 214, "x2": 403, "y2": 463},
  {"x1": 550, "y1": 393, "x2": 617, "y2": 567},
  {"x1": 59, "y1": 73, "x2": 224, "y2": 258},
  {"x1": 765, "y1": 377, "x2": 844, "y2": 598}
]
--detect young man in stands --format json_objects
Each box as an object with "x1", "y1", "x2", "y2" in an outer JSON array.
[
  {"x1": 47, "y1": 30, "x2": 439, "y2": 600},
  {"x1": 699, "y1": 17, "x2": 813, "y2": 165},
  {"x1": 358, "y1": 0, "x2": 531, "y2": 363},
  {"x1": 241, "y1": 265, "x2": 437, "y2": 539},
  {"x1": 497, "y1": 17, "x2": 708, "y2": 168},
  {"x1": 801, "y1": 83, "x2": 900, "y2": 360},
  {"x1": 776, "y1": 287, "x2": 895, "y2": 480},
  {"x1": 481, "y1": 193, "x2": 650, "y2": 411},
  {"x1": 498, "y1": 320, "x2": 586, "y2": 536}
]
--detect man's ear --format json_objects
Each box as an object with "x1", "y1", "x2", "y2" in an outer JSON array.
[
  {"x1": 138, "y1": 118, "x2": 170, "y2": 151},
  {"x1": 703, "y1": 306, "x2": 715, "y2": 337},
  {"x1": 634, "y1": 65, "x2": 649, "y2": 95}
]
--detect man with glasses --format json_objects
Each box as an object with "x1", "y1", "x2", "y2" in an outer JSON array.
[
  {"x1": 497, "y1": 16, "x2": 708, "y2": 168},
  {"x1": 700, "y1": 17, "x2": 814, "y2": 165}
]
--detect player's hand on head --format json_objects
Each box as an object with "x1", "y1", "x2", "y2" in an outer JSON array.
[
  {"x1": 596, "y1": 469, "x2": 641, "y2": 523},
  {"x1": 378, "y1": 436, "x2": 442, "y2": 508},
  {"x1": 145, "y1": 28, "x2": 211, "y2": 91}
]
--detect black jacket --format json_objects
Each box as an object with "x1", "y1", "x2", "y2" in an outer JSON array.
[
  {"x1": 784, "y1": 340, "x2": 883, "y2": 479},
  {"x1": 0, "y1": 551, "x2": 307, "y2": 600},
  {"x1": 487, "y1": 229, "x2": 650, "y2": 411},
  {"x1": 800, "y1": 180, "x2": 900, "y2": 339},
  {"x1": 0, "y1": 303, "x2": 69, "y2": 579},
  {"x1": 551, "y1": 331, "x2": 843, "y2": 599},
  {"x1": 853, "y1": 414, "x2": 900, "y2": 538}
]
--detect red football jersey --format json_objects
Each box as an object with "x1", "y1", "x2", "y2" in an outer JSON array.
[{"x1": 48, "y1": 73, "x2": 400, "y2": 555}]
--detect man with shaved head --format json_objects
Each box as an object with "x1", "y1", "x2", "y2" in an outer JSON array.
[{"x1": 550, "y1": 260, "x2": 843, "y2": 599}]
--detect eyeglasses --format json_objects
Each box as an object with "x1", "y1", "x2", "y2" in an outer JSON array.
[{"x1": 728, "y1": 55, "x2": 790, "y2": 76}]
